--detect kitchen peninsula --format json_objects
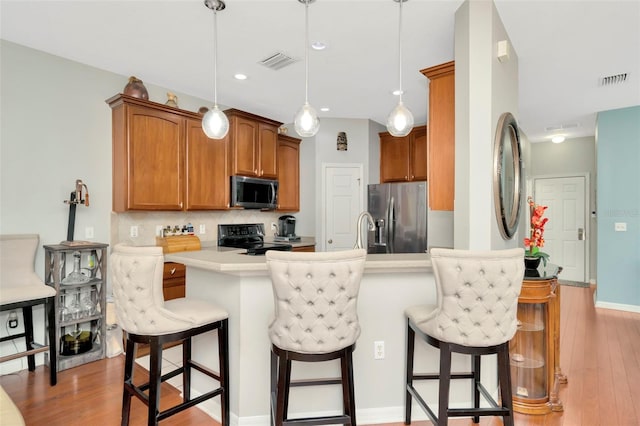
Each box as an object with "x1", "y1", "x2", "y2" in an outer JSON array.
[{"x1": 164, "y1": 248, "x2": 499, "y2": 424}]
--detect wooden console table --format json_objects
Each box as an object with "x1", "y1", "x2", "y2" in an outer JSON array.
[{"x1": 510, "y1": 264, "x2": 566, "y2": 414}]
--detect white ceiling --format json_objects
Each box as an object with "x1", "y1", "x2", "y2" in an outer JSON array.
[{"x1": 1, "y1": 0, "x2": 638, "y2": 142}]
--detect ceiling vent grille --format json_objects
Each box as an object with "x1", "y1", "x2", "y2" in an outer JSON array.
[
  {"x1": 600, "y1": 73, "x2": 628, "y2": 86},
  {"x1": 259, "y1": 52, "x2": 297, "y2": 70},
  {"x1": 545, "y1": 123, "x2": 580, "y2": 132}
]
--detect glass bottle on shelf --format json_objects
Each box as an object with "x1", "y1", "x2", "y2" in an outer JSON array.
[
  {"x1": 61, "y1": 251, "x2": 90, "y2": 284},
  {"x1": 81, "y1": 289, "x2": 95, "y2": 318},
  {"x1": 68, "y1": 292, "x2": 82, "y2": 320},
  {"x1": 59, "y1": 293, "x2": 70, "y2": 322}
]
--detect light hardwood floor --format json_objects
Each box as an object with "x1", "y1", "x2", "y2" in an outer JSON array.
[{"x1": 1, "y1": 285, "x2": 639, "y2": 426}]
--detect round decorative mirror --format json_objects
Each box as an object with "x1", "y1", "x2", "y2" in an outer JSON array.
[{"x1": 493, "y1": 112, "x2": 523, "y2": 239}]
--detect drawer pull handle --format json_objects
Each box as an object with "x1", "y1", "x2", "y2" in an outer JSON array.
[{"x1": 170, "y1": 268, "x2": 176, "y2": 275}]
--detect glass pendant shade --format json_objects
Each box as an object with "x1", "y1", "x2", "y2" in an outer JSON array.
[
  {"x1": 386, "y1": 100, "x2": 414, "y2": 137},
  {"x1": 202, "y1": 0, "x2": 227, "y2": 139},
  {"x1": 202, "y1": 105, "x2": 229, "y2": 139},
  {"x1": 386, "y1": 0, "x2": 413, "y2": 137},
  {"x1": 294, "y1": 102, "x2": 320, "y2": 137}
]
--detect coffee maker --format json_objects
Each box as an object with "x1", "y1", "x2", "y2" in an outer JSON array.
[{"x1": 276, "y1": 215, "x2": 300, "y2": 241}]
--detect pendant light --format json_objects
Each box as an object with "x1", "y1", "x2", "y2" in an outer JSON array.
[
  {"x1": 202, "y1": 0, "x2": 229, "y2": 139},
  {"x1": 386, "y1": 0, "x2": 414, "y2": 137},
  {"x1": 293, "y1": 0, "x2": 320, "y2": 138}
]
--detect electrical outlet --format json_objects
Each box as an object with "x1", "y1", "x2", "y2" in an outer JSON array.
[
  {"x1": 8, "y1": 311, "x2": 18, "y2": 329},
  {"x1": 271, "y1": 222, "x2": 277, "y2": 231},
  {"x1": 130, "y1": 225, "x2": 139, "y2": 238},
  {"x1": 199, "y1": 224, "x2": 206, "y2": 235},
  {"x1": 85, "y1": 226, "x2": 94, "y2": 239},
  {"x1": 374, "y1": 340, "x2": 385, "y2": 359}
]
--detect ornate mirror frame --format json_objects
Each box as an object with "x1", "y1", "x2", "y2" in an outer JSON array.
[{"x1": 493, "y1": 112, "x2": 523, "y2": 239}]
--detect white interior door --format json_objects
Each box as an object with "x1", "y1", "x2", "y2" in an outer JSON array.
[
  {"x1": 534, "y1": 176, "x2": 586, "y2": 282},
  {"x1": 323, "y1": 164, "x2": 364, "y2": 251}
]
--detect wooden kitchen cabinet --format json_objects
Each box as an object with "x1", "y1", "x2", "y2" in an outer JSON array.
[
  {"x1": 162, "y1": 262, "x2": 185, "y2": 301},
  {"x1": 107, "y1": 94, "x2": 229, "y2": 211},
  {"x1": 379, "y1": 125, "x2": 427, "y2": 183},
  {"x1": 277, "y1": 134, "x2": 301, "y2": 212},
  {"x1": 226, "y1": 109, "x2": 281, "y2": 179},
  {"x1": 185, "y1": 117, "x2": 229, "y2": 210},
  {"x1": 421, "y1": 61, "x2": 455, "y2": 211},
  {"x1": 292, "y1": 245, "x2": 315, "y2": 252}
]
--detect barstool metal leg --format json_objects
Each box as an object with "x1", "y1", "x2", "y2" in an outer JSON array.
[
  {"x1": 121, "y1": 339, "x2": 135, "y2": 426},
  {"x1": 183, "y1": 337, "x2": 192, "y2": 402},
  {"x1": 340, "y1": 349, "x2": 356, "y2": 425},
  {"x1": 23, "y1": 306, "x2": 35, "y2": 371},
  {"x1": 438, "y1": 343, "x2": 452, "y2": 426},
  {"x1": 218, "y1": 319, "x2": 230, "y2": 426},
  {"x1": 472, "y1": 354, "x2": 481, "y2": 423},
  {"x1": 46, "y1": 296, "x2": 57, "y2": 385},
  {"x1": 405, "y1": 323, "x2": 415, "y2": 425},
  {"x1": 148, "y1": 338, "x2": 162, "y2": 426},
  {"x1": 497, "y1": 343, "x2": 514, "y2": 426}
]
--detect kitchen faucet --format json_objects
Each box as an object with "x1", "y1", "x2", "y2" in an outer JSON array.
[{"x1": 354, "y1": 211, "x2": 375, "y2": 249}]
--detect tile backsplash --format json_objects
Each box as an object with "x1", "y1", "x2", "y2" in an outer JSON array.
[{"x1": 111, "y1": 210, "x2": 284, "y2": 247}]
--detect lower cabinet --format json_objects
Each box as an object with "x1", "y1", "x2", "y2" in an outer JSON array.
[
  {"x1": 292, "y1": 245, "x2": 315, "y2": 252},
  {"x1": 163, "y1": 262, "x2": 186, "y2": 300}
]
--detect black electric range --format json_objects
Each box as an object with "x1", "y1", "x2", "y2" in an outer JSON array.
[{"x1": 217, "y1": 223, "x2": 292, "y2": 256}]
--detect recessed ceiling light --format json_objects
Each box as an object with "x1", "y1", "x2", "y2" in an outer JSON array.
[
  {"x1": 392, "y1": 89, "x2": 404, "y2": 96},
  {"x1": 551, "y1": 135, "x2": 566, "y2": 144},
  {"x1": 311, "y1": 41, "x2": 326, "y2": 51},
  {"x1": 234, "y1": 73, "x2": 247, "y2": 80},
  {"x1": 320, "y1": 107, "x2": 330, "y2": 112}
]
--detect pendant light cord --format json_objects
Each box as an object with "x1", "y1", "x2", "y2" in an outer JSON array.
[
  {"x1": 213, "y1": 8, "x2": 219, "y2": 106},
  {"x1": 304, "y1": 0, "x2": 310, "y2": 104},
  {"x1": 397, "y1": 0, "x2": 404, "y2": 103}
]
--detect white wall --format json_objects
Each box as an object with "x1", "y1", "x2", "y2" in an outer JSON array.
[{"x1": 454, "y1": 0, "x2": 521, "y2": 250}]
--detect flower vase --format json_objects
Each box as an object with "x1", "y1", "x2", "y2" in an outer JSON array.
[{"x1": 524, "y1": 256, "x2": 541, "y2": 270}]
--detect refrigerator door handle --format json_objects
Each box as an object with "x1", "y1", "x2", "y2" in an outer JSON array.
[{"x1": 388, "y1": 196, "x2": 395, "y2": 253}]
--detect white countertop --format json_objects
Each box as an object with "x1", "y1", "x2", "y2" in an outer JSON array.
[{"x1": 165, "y1": 246, "x2": 432, "y2": 276}]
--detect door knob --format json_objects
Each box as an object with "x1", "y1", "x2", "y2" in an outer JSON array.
[{"x1": 328, "y1": 239, "x2": 333, "y2": 244}]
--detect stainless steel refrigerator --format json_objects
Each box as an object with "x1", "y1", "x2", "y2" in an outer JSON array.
[{"x1": 367, "y1": 181, "x2": 428, "y2": 253}]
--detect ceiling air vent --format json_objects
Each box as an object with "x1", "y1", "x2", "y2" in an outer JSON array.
[
  {"x1": 259, "y1": 52, "x2": 297, "y2": 70},
  {"x1": 600, "y1": 73, "x2": 628, "y2": 86},
  {"x1": 545, "y1": 123, "x2": 580, "y2": 132}
]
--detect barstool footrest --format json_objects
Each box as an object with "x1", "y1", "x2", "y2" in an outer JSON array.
[
  {"x1": 291, "y1": 377, "x2": 342, "y2": 387},
  {"x1": 406, "y1": 383, "x2": 437, "y2": 423},
  {"x1": 0, "y1": 345, "x2": 49, "y2": 363},
  {"x1": 157, "y1": 388, "x2": 224, "y2": 421},
  {"x1": 448, "y1": 407, "x2": 511, "y2": 417},
  {"x1": 282, "y1": 414, "x2": 351, "y2": 426}
]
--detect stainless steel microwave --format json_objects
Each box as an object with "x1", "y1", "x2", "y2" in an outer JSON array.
[{"x1": 230, "y1": 176, "x2": 278, "y2": 209}]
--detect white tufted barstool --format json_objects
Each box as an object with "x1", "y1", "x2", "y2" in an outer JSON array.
[
  {"x1": 405, "y1": 248, "x2": 524, "y2": 426},
  {"x1": 110, "y1": 244, "x2": 229, "y2": 426},
  {"x1": 266, "y1": 249, "x2": 367, "y2": 426},
  {"x1": 0, "y1": 234, "x2": 57, "y2": 386}
]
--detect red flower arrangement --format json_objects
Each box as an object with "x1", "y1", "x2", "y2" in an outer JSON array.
[{"x1": 524, "y1": 196, "x2": 550, "y2": 266}]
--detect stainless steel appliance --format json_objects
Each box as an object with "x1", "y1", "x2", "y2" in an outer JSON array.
[
  {"x1": 367, "y1": 181, "x2": 428, "y2": 253},
  {"x1": 275, "y1": 215, "x2": 300, "y2": 242},
  {"x1": 230, "y1": 176, "x2": 278, "y2": 210},
  {"x1": 218, "y1": 223, "x2": 292, "y2": 255}
]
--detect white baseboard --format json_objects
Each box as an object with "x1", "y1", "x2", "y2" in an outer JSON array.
[{"x1": 595, "y1": 300, "x2": 640, "y2": 313}]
